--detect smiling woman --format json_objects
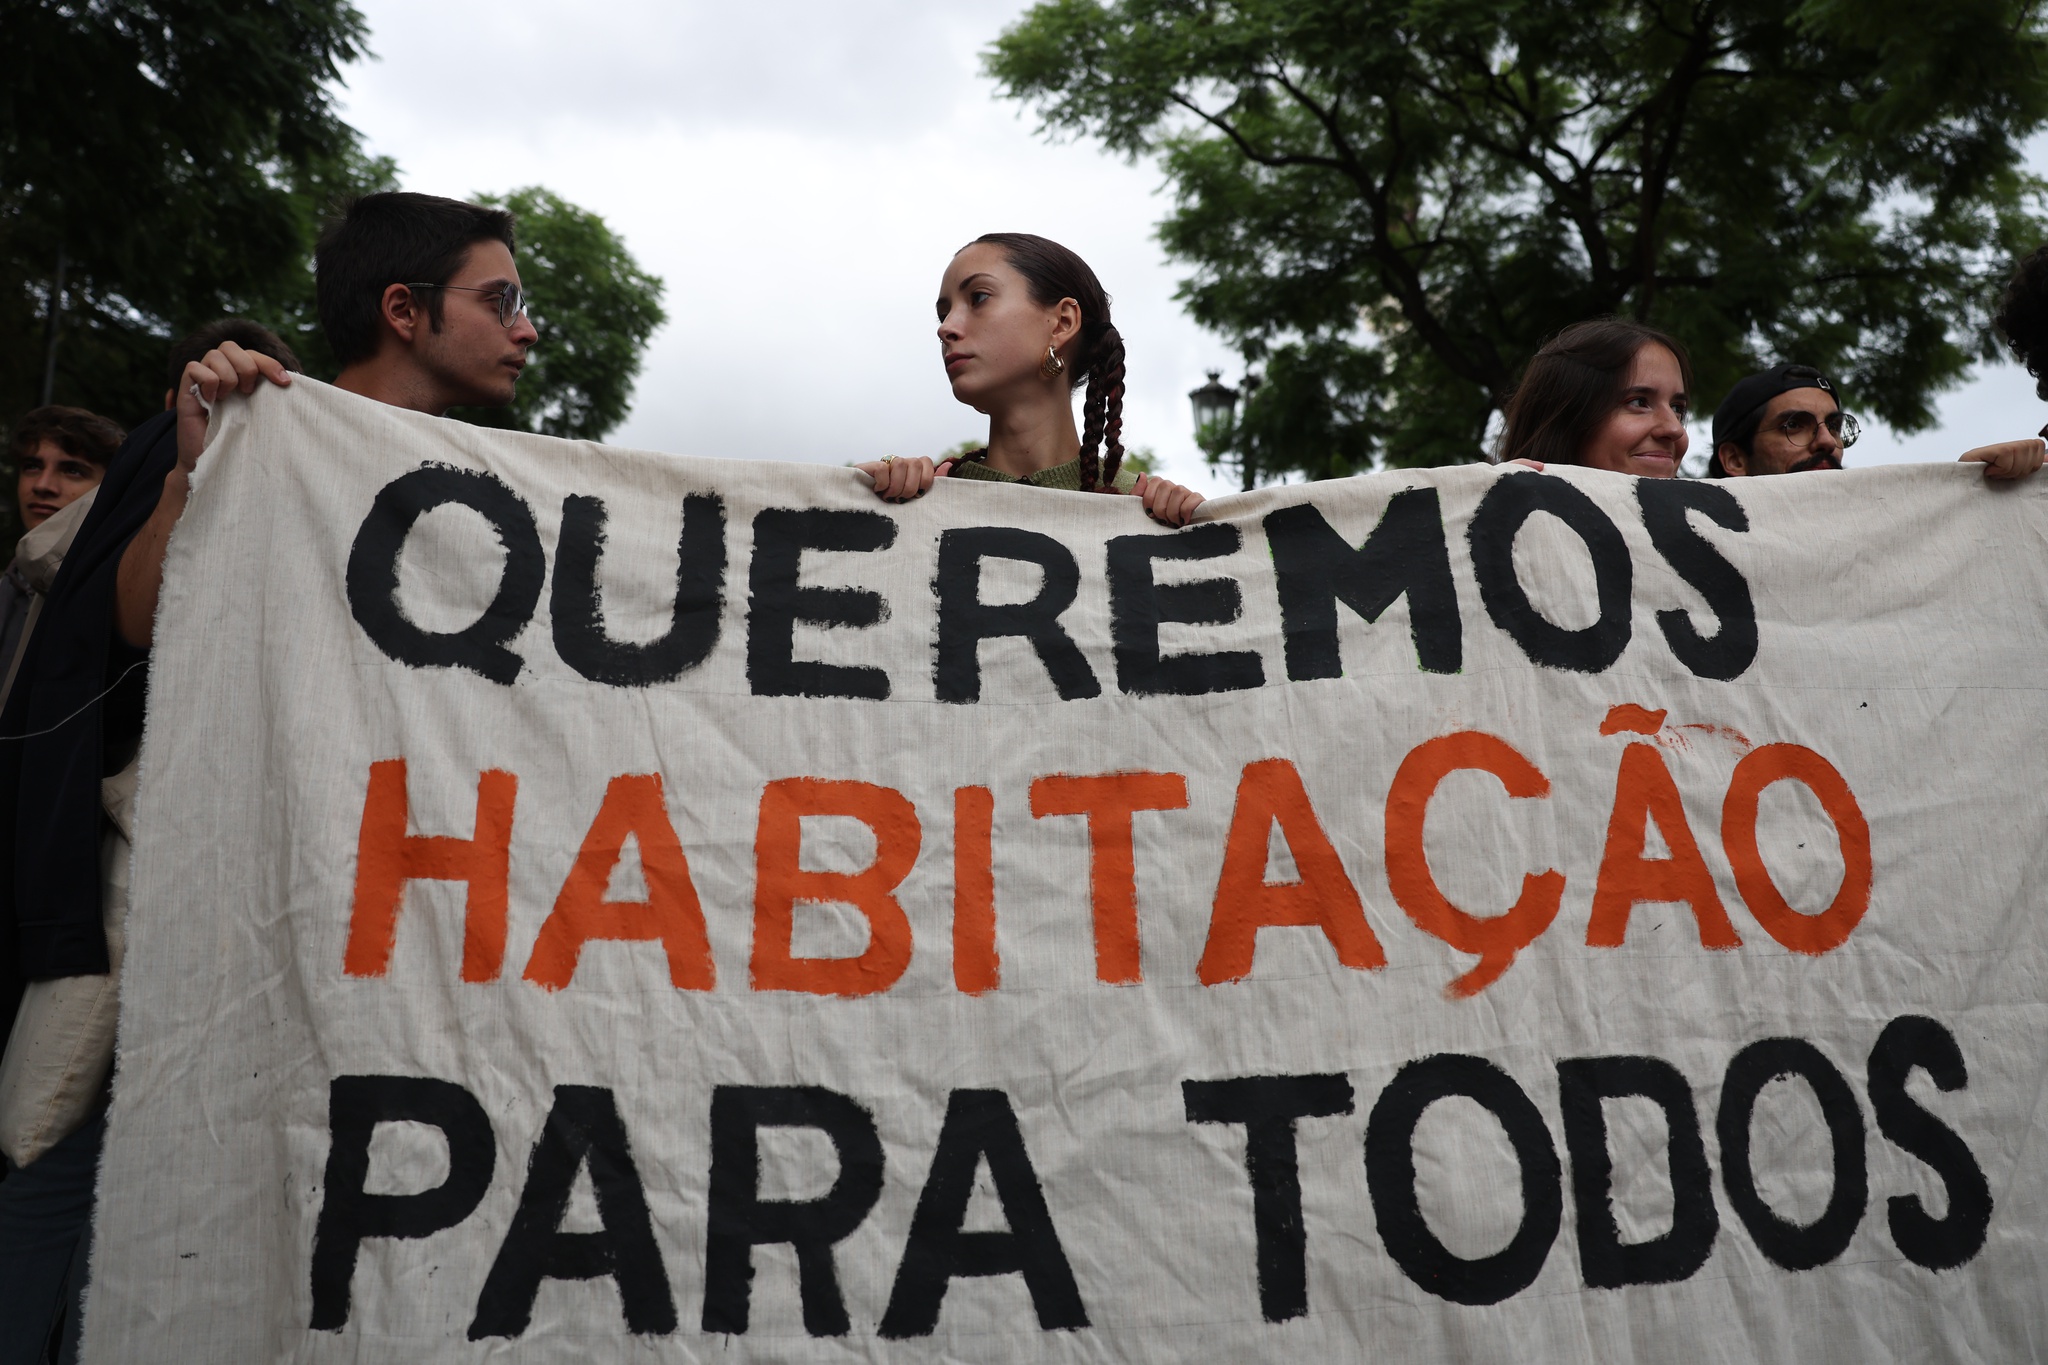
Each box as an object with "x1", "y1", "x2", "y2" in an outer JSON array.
[{"x1": 1496, "y1": 320, "x2": 1692, "y2": 478}]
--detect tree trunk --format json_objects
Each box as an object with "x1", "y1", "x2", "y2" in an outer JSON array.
[{"x1": 39, "y1": 243, "x2": 67, "y2": 407}]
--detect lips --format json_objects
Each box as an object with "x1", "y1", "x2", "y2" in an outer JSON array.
[{"x1": 944, "y1": 352, "x2": 972, "y2": 373}]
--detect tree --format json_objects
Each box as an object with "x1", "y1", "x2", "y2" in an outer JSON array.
[
  {"x1": 1, "y1": 5, "x2": 664, "y2": 554},
  {"x1": 0, "y1": 0, "x2": 373, "y2": 427},
  {"x1": 449, "y1": 188, "x2": 667, "y2": 441},
  {"x1": 988, "y1": 0, "x2": 2048, "y2": 479}
]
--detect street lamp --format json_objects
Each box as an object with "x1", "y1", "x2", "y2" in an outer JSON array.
[
  {"x1": 1191, "y1": 369, "x2": 1263, "y2": 489},
  {"x1": 1188, "y1": 370, "x2": 1239, "y2": 438}
]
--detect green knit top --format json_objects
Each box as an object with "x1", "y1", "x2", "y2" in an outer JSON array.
[{"x1": 946, "y1": 453, "x2": 1140, "y2": 493}]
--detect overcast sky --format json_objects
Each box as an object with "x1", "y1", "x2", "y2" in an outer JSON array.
[{"x1": 333, "y1": 0, "x2": 2047, "y2": 486}]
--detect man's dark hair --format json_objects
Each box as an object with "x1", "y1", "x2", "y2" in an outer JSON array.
[
  {"x1": 1496, "y1": 319, "x2": 1692, "y2": 466},
  {"x1": 166, "y1": 318, "x2": 303, "y2": 393},
  {"x1": 8, "y1": 406, "x2": 125, "y2": 470},
  {"x1": 1995, "y1": 245, "x2": 2048, "y2": 401},
  {"x1": 315, "y1": 192, "x2": 517, "y2": 367}
]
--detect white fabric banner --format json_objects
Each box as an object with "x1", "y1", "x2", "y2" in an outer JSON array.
[{"x1": 82, "y1": 379, "x2": 2048, "y2": 1361}]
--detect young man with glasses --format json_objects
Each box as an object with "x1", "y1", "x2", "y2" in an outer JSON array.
[
  {"x1": 0, "y1": 193, "x2": 537, "y2": 1361},
  {"x1": 115, "y1": 193, "x2": 538, "y2": 649},
  {"x1": 1709, "y1": 362, "x2": 2043, "y2": 480}
]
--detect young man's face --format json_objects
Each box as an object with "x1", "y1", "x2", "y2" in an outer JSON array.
[
  {"x1": 1721, "y1": 387, "x2": 1844, "y2": 476},
  {"x1": 413, "y1": 240, "x2": 539, "y2": 409},
  {"x1": 17, "y1": 439, "x2": 104, "y2": 529}
]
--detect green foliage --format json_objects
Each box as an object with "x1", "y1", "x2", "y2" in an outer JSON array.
[
  {"x1": 1, "y1": 7, "x2": 664, "y2": 476},
  {"x1": 989, "y1": 0, "x2": 2048, "y2": 479},
  {"x1": 0, "y1": 0, "x2": 373, "y2": 429},
  {"x1": 449, "y1": 188, "x2": 667, "y2": 441}
]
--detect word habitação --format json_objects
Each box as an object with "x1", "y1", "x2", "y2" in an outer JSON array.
[{"x1": 347, "y1": 717, "x2": 1867, "y2": 1001}]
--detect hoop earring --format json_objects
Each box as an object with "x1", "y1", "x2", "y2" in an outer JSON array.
[{"x1": 1040, "y1": 346, "x2": 1065, "y2": 379}]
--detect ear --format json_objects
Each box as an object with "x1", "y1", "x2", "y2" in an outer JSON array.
[
  {"x1": 1048, "y1": 297, "x2": 1083, "y2": 355},
  {"x1": 1716, "y1": 441, "x2": 1748, "y2": 476},
  {"x1": 379, "y1": 282, "x2": 423, "y2": 346}
]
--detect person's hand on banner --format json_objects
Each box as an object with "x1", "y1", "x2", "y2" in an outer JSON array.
[
  {"x1": 1132, "y1": 472, "x2": 1205, "y2": 526},
  {"x1": 1959, "y1": 438, "x2": 2046, "y2": 480},
  {"x1": 854, "y1": 455, "x2": 953, "y2": 504},
  {"x1": 120, "y1": 343, "x2": 293, "y2": 648},
  {"x1": 175, "y1": 341, "x2": 293, "y2": 476}
]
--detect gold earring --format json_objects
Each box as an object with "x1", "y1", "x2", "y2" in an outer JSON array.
[{"x1": 1040, "y1": 345, "x2": 1065, "y2": 379}]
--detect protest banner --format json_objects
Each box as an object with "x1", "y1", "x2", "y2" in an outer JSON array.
[{"x1": 81, "y1": 379, "x2": 2048, "y2": 1360}]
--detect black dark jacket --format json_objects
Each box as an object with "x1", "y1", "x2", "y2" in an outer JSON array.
[{"x1": 0, "y1": 410, "x2": 172, "y2": 1050}]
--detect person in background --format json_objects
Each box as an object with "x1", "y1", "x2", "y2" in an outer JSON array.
[
  {"x1": 0, "y1": 409, "x2": 123, "y2": 696},
  {"x1": 857, "y1": 232, "x2": 1205, "y2": 526},
  {"x1": 1493, "y1": 319, "x2": 1693, "y2": 476},
  {"x1": 1707, "y1": 362, "x2": 2041, "y2": 479},
  {"x1": 1995, "y1": 243, "x2": 2048, "y2": 418},
  {"x1": 9, "y1": 409, "x2": 119, "y2": 535}
]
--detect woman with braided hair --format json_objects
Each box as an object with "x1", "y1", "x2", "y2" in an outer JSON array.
[{"x1": 857, "y1": 233, "x2": 1205, "y2": 526}]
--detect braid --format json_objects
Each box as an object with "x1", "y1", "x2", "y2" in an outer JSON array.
[
  {"x1": 1077, "y1": 325, "x2": 1124, "y2": 493},
  {"x1": 1096, "y1": 329, "x2": 1127, "y2": 490}
]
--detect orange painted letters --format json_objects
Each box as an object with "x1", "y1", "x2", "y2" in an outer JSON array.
[
  {"x1": 751, "y1": 778, "x2": 921, "y2": 995},
  {"x1": 345, "y1": 759, "x2": 516, "y2": 982},
  {"x1": 1722, "y1": 744, "x2": 1873, "y2": 954},
  {"x1": 1197, "y1": 759, "x2": 1384, "y2": 984},
  {"x1": 1586, "y1": 743, "x2": 1742, "y2": 949},
  {"x1": 522, "y1": 774, "x2": 714, "y2": 991},
  {"x1": 953, "y1": 785, "x2": 999, "y2": 994},
  {"x1": 1029, "y1": 771, "x2": 1189, "y2": 985},
  {"x1": 1384, "y1": 732, "x2": 1564, "y2": 997}
]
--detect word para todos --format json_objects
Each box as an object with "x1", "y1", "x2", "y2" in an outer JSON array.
[{"x1": 308, "y1": 1016, "x2": 1988, "y2": 1342}]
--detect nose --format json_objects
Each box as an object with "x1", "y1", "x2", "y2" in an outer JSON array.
[
  {"x1": 510, "y1": 310, "x2": 538, "y2": 346},
  {"x1": 1812, "y1": 420, "x2": 1841, "y2": 456}
]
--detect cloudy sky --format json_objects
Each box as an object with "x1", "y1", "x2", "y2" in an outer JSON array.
[{"x1": 333, "y1": 0, "x2": 2045, "y2": 487}]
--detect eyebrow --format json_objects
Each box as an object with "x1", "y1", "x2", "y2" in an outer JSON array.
[
  {"x1": 940, "y1": 273, "x2": 1000, "y2": 311},
  {"x1": 1622, "y1": 385, "x2": 1688, "y2": 399}
]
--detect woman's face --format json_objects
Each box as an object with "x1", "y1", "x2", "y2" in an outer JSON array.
[
  {"x1": 17, "y1": 439, "x2": 103, "y2": 529},
  {"x1": 1580, "y1": 343, "x2": 1688, "y2": 477},
  {"x1": 935, "y1": 243, "x2": 1078, "y2": 413}
]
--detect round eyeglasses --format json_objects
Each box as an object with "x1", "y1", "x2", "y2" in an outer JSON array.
[
  {"x1": 1766, "y1": 408, "x2": 1860, "y2": 449},
  {"x1": 403, "y1": 281, "x2": 530, "y2": 328}
]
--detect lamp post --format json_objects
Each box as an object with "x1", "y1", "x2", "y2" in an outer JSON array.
[
  {"x1": 1190, "y1": 369, "x2": 1262, "y2": 490},
  {"x1": 1188, "y1": 369, "x2": 1238, "y2": 437}
]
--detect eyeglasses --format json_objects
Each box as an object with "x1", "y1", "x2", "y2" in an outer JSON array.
[
  {"x1": 403, "y1": 281, "x2": 530, "y2": 328},
  {"x1": 1764, "y1": 408, "x2": 1860, "y2": 449}
]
